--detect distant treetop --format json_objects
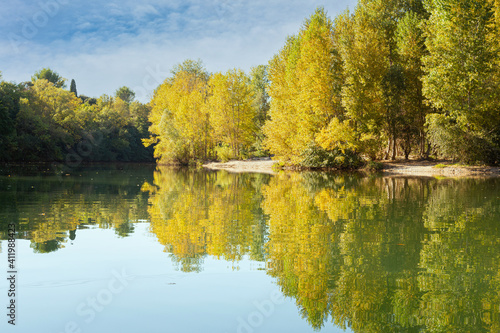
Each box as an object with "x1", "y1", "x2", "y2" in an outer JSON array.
[{"x1": 32, "y1": 68, "x2": 66, "y2": 88}]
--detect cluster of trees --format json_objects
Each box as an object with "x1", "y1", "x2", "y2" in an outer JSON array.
[
  {"x1": 3, "y1": 0, "x2": 500, "y2": 166},
  {"x1": 0, "y1": 68, "x2": 153, "y2": 163},
  {"x1": 264, "y1": 1, "x2": 500, "y2": 166},
  {"x1": 146, "y1": 60, "x2": 269, "y2": 164},
  {"x1": 145, "y1": 1, "x2": 500, "y2": 166}
]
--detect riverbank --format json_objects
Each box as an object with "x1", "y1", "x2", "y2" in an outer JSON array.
[
  {"x1": 203, "y1": 158, "x2": 500, "y2": 177},
  {"x1": 203, "y1": 158, "x2": 278, "y2": 174},
  {"x1": 382, "y1": 160, "x2": 500, "y2": 177}
]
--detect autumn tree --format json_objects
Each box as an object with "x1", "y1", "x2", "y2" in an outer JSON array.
[
  {"x1": 249, "y1": 65, "x2": 270, "y2": 156},
  {"x1": 207, "y1": 69, "x2": 256, "y2": 159},
  {"x1": 146, "y1": 60, "x2": 213, "y2": 164},
  {"x1": 423, "y1": 0, "x2": 500, "y2": 164},
  {"x1": 264, "y1": 8, "x2": 349, "y2": 166}
]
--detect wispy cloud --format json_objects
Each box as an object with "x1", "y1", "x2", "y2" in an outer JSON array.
[{"x1": 0, "y1": 0, "x2": 357, "y2": 102}]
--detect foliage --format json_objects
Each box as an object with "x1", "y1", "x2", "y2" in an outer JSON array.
[
  {"x1": 299, "y1": 143, "x2": 363, "y2": 169},
  {"x1": 426, "y1": 113, "x2": 500, "y2": 164},
  {"x1": 0, "y1": 71, "x2": 153, "y2": 163},
  {"x1": 147, "y1": 60, "x2": 261, "y2": 164},
  {"x1": 207, "y1": 69, "x2": 256, "y2": 159},
  {"x1": 214, "y1": 143, "x2": 234, "y2": 163},
  {"x1": 32, "y1": 68, "x2": 66, "y2": 88},
  {"x1": 422, "y1": 0, "x2": 500, "y2": 164},
  {"x1": 263, "y1": 8, "x2": 344, "y2": 165},
  {"x1": 115, "y1": 86, "x2": 135, "y2": 103},
  {"x1": 147, "y1": 60, "x2": 213, "y2": 164},
  {"x1": 249, "y1": 65, "x2": 270, "y2": 156},
  {"x1": 70, "y1": 79, "x2": 77, "y2": 97},
  {"x1": 365, "y1": 161, "x2": 384, "y2": 171}
]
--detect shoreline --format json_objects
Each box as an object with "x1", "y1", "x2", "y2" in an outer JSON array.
[
  {"x1": 203, "y1": 158, "x2": 278, "y2": 175},
  {"x1": 203, "y1": 159, "x2": 500, "y2": 177}
]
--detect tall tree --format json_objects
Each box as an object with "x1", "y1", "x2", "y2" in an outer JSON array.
[
  {"x1": 264, "y1": 8, "x2": 346, "y2": 165},
  {"x1": 70, "y1": 79, "x2": 77, "y2": 97},
  {"x1": 395, "y1": 10, "x2": 429, "y2": 158},
  {"x1": 146, "y1": 60, "x2": 212, "y2": 164},
  {"x1": 207, "y1": 69, "x2": 256, "y2": 159},
  {"x1": 249, "y1": 65, "x2": 270, "y2": 155},
  {"x1": 422, "y1": 0, "x2": 500, "y2": 164}
]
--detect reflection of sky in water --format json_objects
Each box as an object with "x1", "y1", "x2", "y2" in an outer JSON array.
[{"x1": 0, "y1": 223, "x2": 348, "y2": 333}]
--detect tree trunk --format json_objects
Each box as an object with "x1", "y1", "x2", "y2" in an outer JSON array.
[
  {"x1": 391, "y1": 134, "x2": 397, "y2": 161},
  {"x1": 385, "y1": 137, "x2": 392, "y2": 160}
]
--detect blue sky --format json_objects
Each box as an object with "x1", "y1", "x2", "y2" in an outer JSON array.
[{"x1": 0, "y1": 0, "x2": 357, "y2": 102}]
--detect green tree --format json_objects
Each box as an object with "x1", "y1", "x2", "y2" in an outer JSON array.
[
  {"x1": 70, "y1": 79, "x2": 77, "y2": 97},
  {"x1": 395, "y1": 10, "x2": 429, "y2": 158},
  {"x1": 115, "y1": 86, "x2": 135, "y2": 103},
  {"x1": 31, "y1": 68, "x2": 66, "y2": 88},
  {"x1": 0, "y1": 80, "x2": 24, "y2": 161},
  {"x1": 422, "y1": 0, "x2": 500, "y2": 164}
]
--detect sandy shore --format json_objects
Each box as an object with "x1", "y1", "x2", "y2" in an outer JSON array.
[
  {"x1": 382, "y1": 160, "x2": 500, "y2": 177},
  {"x1": 203, "y1": 158, "x2": 500, "y2": 177},
  {"x1": 203, "y1": 158, "x2": 278, "y2": 174}
]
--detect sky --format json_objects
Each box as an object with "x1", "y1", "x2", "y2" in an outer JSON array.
[{"x1": 0, "y1": 0, "x2": 357, "y2": 102}]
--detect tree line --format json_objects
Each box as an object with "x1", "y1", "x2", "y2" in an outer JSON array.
[
  {"x1": 148, "y1": 0, "x2": 500, "y2": 167},
  {"x1": 0, "y1": 68, "x2": 153, "y2": 163},
  {"x1": 261, "y1": 1, "x2": 500, "y2": 167},
  {"x1": 2, "y1": 0, "x2": 500, "y2": 166}
]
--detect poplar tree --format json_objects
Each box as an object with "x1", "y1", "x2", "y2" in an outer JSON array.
[{"x1": 423, "y1": 0, "x2": 500, "y2": 163}]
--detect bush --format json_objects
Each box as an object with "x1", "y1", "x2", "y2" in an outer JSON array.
[
  {"x1": 299, "y1": 144, "x2": 363, "y2": 169},
  {"x1": 215, "y1": 144, "x2": 234, "y2": 162},
  {"x1": 433, "y1": 163, "x2": 447, "y2": 169},
  {"x1": 426, "y1": 113, "x2": 500, "y2": 165},
  {"x1": 365, "y1": 161, "x2": 384, "y2": 172}
]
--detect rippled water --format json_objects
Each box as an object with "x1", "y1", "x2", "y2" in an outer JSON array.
[{"x1": 1, "y1": 164, "x2": 499, "y2": 332}]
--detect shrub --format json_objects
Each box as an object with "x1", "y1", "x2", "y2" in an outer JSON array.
[
  {"x1": 366, "y1": 161, "x2": 384, "y2": 172},
  {"x1": 426, "y1": 113, "x2": 500, "y2": 165},
  {"x1": 299, "y1": 144, "x2": 363, "y2": 169},
  {"x1": 215, "y1": 144, "x2": 234, "y2": 162}
]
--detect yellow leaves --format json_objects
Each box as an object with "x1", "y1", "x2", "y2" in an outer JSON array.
[
  {"x1": 148, "y1": 65, "x2": 212, "y2": 163},
  {"x1": 316, "y1": 118, "x2": 357, "y2": 153},
  {"x1": 146, "y1": 169, "x2": 264, "y2": 270},
  {"x1": 207, "y1": 69, "x2": 256, "y2": 159},
  {"x1": 147, "y1": 61, "x2": 259, "y2": 163},
  {"x1": 264, "y1": 9, "x2": 343, "y2": 165}
]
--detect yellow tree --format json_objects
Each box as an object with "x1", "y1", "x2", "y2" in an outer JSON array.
[
  {"x1": 146, "y1": 60, "x2": 213, "y2": 164},
  {"x1": 264, "y1": 8, "x2": 343, "y2": 165},
  {"x1": 262, "y1": 35, "x2": 301, "y2": 163},
  {"x1": 207, "y1": 69, "x2": 256, "y2": 159}
]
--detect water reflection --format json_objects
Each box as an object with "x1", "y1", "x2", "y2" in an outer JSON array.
[
  {"x1": 143, "y1": 168, "x2": 270, "y2": 272},
  {"x1": 1, "y1": 165, "x2": 500, "y2": 332},
  {"x1": 0, "y1": 164, "x2": 154, "y2": 252},
  {"x1": 263, "y1": 173, "x2": 500, "y2": 332}
]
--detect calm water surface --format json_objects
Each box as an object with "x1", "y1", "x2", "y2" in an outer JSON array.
[{"x1": 1, "y1": 164, "x2": 500, "y2": 333}]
